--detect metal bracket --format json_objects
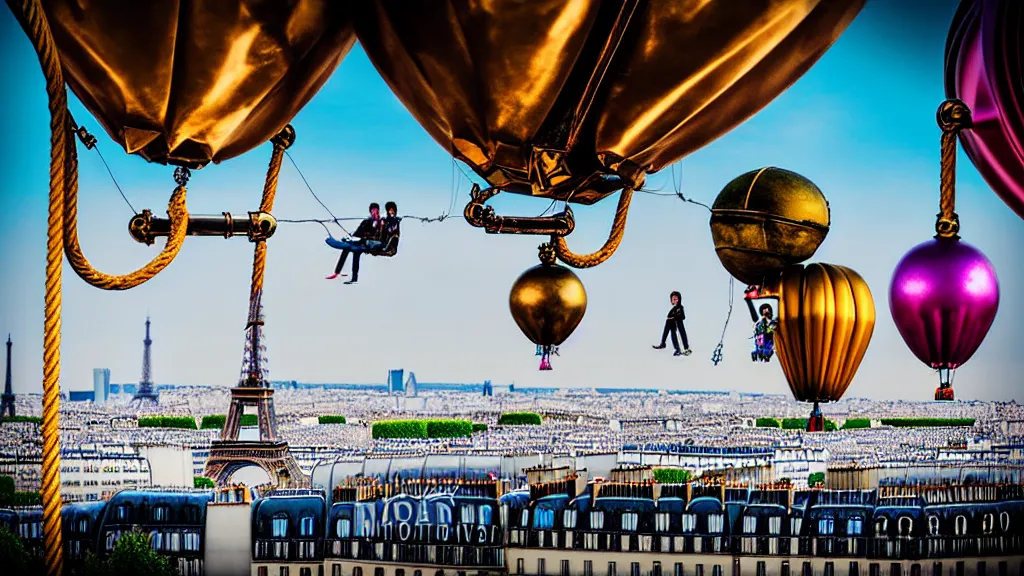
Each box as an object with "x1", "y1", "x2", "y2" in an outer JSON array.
[
  {"x1": 129, "y1": 211, "x2": 278, "y2": 245},
  {"x1": 464, "y1": 184, "x2": 575, "y2": 236}
]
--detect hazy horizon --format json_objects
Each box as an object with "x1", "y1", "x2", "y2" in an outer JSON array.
[{"x1": 1, "y1": 0, "x2": 1022, "y2": 402}]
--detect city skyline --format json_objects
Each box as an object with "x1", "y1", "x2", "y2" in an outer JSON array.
[{"x1": 1, "y1": 0, "x2": 1022, "y2": 401}]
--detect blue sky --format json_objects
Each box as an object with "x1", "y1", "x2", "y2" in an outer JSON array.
[{"x1": 1, "y1": 1, "x2": 1021, "y2": 401}]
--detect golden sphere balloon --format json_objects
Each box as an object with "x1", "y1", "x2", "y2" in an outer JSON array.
[
  {"x1": 710, "y1": 167, "x2": 831, "y2": 285},
  {"x1": 509, "y1": 262, "x2": 587, "y2": 348},
  {"x1": 767, "y1": 263, "x2": 876, "y2": 404}
]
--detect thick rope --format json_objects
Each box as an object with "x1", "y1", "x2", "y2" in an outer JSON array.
[
  {"x1": 936, "y1": 99, "x2": 972, "y2": 239},
  {"x1": 5, "y1": 0, "x2": 66, "y2": 572},
  {"x1": 551, "y1": 187, "x2": 634, "y2": 268},
  {"x1": 249, "y1": 128, "x2": 291, "y2": 301}
]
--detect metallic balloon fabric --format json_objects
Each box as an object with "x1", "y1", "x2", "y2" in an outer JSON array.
[
  {"x1": 353, "y1": 0, "x2": 864, "y2": 204},
  {"x1": 889, "y1": 237, "x2": 1000, "y2": 370},
  {"x1": 769, "y1": 263, "x2": 876, "y2": 403},
  {"x1": 710, "y1": 167, "x2": 830, "y2": 286},
  {"x1": 42, "y1": 0, "x2": 355, "y2": 168},
  {"x1": 509, "y1": 264, "x2": 587, "y2": 347},
  {"x1": 945, "y1": 0, "x2": 1024, "y2": 220}
]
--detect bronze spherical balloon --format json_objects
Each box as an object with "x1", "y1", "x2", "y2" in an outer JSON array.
[
  {"x1": 509, "y1": 263, "x2": 588, "y2": 347},
  {"x1": 709, "y1": 167, "x2": 831, "y2": 285}
]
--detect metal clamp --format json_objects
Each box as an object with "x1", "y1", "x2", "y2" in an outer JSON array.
[
  {"x1": 464, "y1": 184, "x2": 575, "y2": 236},
  {"x1": 129, "y1": 211, "x2": 278, "y2": 245}
]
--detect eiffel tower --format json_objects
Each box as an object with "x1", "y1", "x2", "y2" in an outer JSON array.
[
  {"x1": 2, "y1": 335, "x2": 15, "y2": 418},
  {"x1": 130, "y1": 317, "x2": 159, "y2": 406},
  {"x1": 203, "y1": 291, "x2": 303, "y2": 487}
]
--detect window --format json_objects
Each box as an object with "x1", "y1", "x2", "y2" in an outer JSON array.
[
  {"x1": 336, "y1": 518, "x2": 351, "y2": 538},
  {"x1": 824, "y1": 562, "x2": 834, "y2": 576},
  {"x1": 743, "y1": 516, "x2": 757, "y2": 534},
  {"x1": 818, "y1": 518, "x2": 835, "y2": 535},
  {"x1": 608, "y1": 562, "x2": 617, "y2": 576},
  {"x1": 77, "y1": 518, "x2": 89, "y2": 533},
  {"x1": 911, "y1": 565, "x2": 921, "y2": 576},
  {"x1": 301, "y1": 569, "x2": 312, "y2": 576},
  {"x1": 152, "y1": 505, "x2": 168, "y2": 522},
  {"x1": 280, "y1": 568, "x2": 289, "y2": 576},
  {"x1": 847, "y1": 517, "x2": 863, "y2": 535},
  {"x1": 982, "y1": 513, "x2": 995, "y2": 535},
  {"x1": 533, "y1": 508, "x2": 554, "y2": 529},
  {"x1": 517, "y1": 559, "x2": 524, "y2": 575},
  {"x1": 875, "y1": 517, "x2": 888, "y2": 536},
  {"x1": 271, "y1": 514, "x2": 288, "y2": 538},
  {"x1": 712, "y1": 567, "x2": 723, "y2": 576},
  {"x1": 332, "y1": 566, "x2": 341, "y2": 576},
  {"x1": 631, "y1": 563, "x2": 641, "y2": 576},
  {"x1": 183, "y1": 532, "x2": 200, "y2": 552},
  {"x1": 802, "y1": 562, "x2": 812, "y2": 576},
  {"x1": 375, "y1": 569, "x2": 384, "y2": 576},
  {"x1": 928, "y1": 515, "x2": 940, "y2": 535},
  {"x1": 694, "y1": 566, "x2": 704, "y2": 576},
  {"x1": 397, "y1": 571, "x2": 405, "y2": 576},
  {"x1": 768, "y1": 516, "x2": 782, "y2": 535},
  {"x1": 621, "y1": 513, "x2": 639, "y2": 532},
  {"x1": 258, "y1": 568, "x2": 268, "y2": 576},
  {"x1": 479, "y1": 505, "x2": 493, "y2": 526},
  {"x1": 563, "y1": 509, "x2": 577, "y2": 529},
  {"x1": 849, "y1": 562, "x2": 860, "y2": 576},
  {"x1": 708, "y1": 513, "x2": 724, "y2": 534},
  {"x1": 591, "y1": 511, "x2": 605, "y2": 530},
  {"x1": 756, "y1": 562, "x2": 766, "y2": 576},
  {"x1": 955, "y1": 515, "x2": 968, "y2": 536},
  {"x1": 655, "y1": 512, "x2": 671, "y2": 532},
  {"x1": 931, "y1": 563, "x2": 942, "y2": 576},
  {"x1": 1000, "y1": 512, "x2": 1011, "y2": 532},
  {"x1": 891, "y1": 565, "x2": 902, "y2": 576},
  {"x1": 538, "y1": 559, "x2": 546, "y2": 576},
  {"x1": 460, "y1": 504, "x2": 475, "y2": 524},
  {"x1": 976, "y1": 562, "x2": 986, "y2": 576},
  {"x1": 653, "y1": 562, "x2": 662, "y2": 576},
  {"x1": 562, "y1": 560, "x2": 571, "y2": 576},
  {"x1": 898, "y1": 516, "x2": 913, "y2": 537},
  {"x1": 681, "y1": 514, "x2": 697, "y2": 533},
  {"x1": 584, "y1": 561, "x2": 593, "y2": 576},
  {"x1": 674, "y1": 563, "x2": 683, "y2": 576},
  {"x1": 115, "y1": 505, "x2": 130, "y2": 521},
  {"x1": 780, "y1": 562, "x2": 790, "y2": 576},
  {"x1": 300, "y1": 516, "x2": 315, "y2": 537},
  {"x1": 520, "y1": 509, "x2": 529, "y2": 527},
  {"x1": 353, "y1": 569, "x2": 363, "y2": 576},
  {"x1": 869, "y1": 564, "x2": 880, "y2": 576}
]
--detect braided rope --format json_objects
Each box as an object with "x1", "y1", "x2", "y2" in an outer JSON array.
[
  {"x1": 551, "y1": 187, "x2": 634, "y2": 268},
  {"x1": 249, "y1": 132, "x2": 288, "y2": 300},
  {"x1": 936, "y1": 99, "x2": 973, "y2": 238}
]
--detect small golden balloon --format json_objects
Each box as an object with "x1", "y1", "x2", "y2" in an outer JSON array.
[
  {"x1": 709, "y1": 167, "x2": 831, "y2": 285},
  {"x1": 509, "y1": 245, "x2": 588, "y2": 349}
]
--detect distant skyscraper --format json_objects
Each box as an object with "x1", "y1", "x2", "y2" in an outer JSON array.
[
  {"x1": 388, "y1": 370, "x2": 405, "y2": 395},
  {"x1": 2, "y1": 335, "x2": 15, "y2": 418},
  {"x1": 93, "y1": 368, "x2": 111, "y2": 405},
  {"x1": 406, "y1": 372, "x2": 417, "y2": 397},
  {"x1": 131, "y1": 316, "x2": 159, "y2": 406}
]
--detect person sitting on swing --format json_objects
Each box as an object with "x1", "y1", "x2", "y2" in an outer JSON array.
[
  {"x1": 325, "y1": 202, "x2": 384, "y2": 283},
  {"x1": 751, "y1": 303, "x2": 777, "y2": 362},
  {"x1": 653, "y1": 290, "x2": 692, "y2": 356},
  {"x1": 380, "y1": 201, "x2": 401, "y2": 251}
]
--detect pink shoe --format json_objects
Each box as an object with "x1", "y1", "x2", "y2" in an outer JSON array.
[{"x1": 325, "y1": 273, "x2": 347, "y2": 280}]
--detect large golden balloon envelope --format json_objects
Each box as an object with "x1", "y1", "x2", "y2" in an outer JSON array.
[
  {"x1": 42, "y1": 0, "x2": 356, "y2": 168},
  {"x1": 509, "y1": 262, "x2": 588, "y2": 364},
  {"x1": 352, "y1": 0, "x2": 864, "y2": 204},
  {"x1": 710, "y1": 167, "x2": 831, "y2": 286},
  {"x1": 768, "y1": 263, "x2": 876, "y2": 405}
]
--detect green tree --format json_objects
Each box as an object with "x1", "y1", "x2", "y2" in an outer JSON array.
[
  {"x1": 85, "y1": 530, "x2": 177, "y2": 576},
  {"x1": 0, "y1": 527, "x2": 31, "y2": 576},
  {"x1": 808, "y1": 472, "x2": 825, "y2": 487},
  {"x1": 193, "y1": 476, "x2": 215, "y2": 489}
]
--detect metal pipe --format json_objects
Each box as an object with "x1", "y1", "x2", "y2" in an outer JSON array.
[{"x1": 129, "y1": 211, "x2": 277, "y2": 245}]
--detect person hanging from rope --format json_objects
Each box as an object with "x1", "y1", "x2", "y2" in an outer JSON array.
[
  {"x1": 653, "y1": 291, "x2": 692, "y2": 356},
  {"x1": 325, "y1": 202, "x2": 384, "y2": 283},
  {"x1": 750, "y1": 301, "x2": 778, "y2": 363},
  {"x1": 378, "y1": 201, "x2": 402, "y2": 255}
]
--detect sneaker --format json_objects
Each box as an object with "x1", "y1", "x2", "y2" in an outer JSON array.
[
  {"x1": 344, "y1": 279, "x2": 358, "y2": 285},
  {"x1": 652, "y1": 344, "x2": 666, "y2": 350},
  {"x1": 673, "y1": 350, "x2": 683, "y2": 356},
  {"x1": 683, "y1": 349, "x2": 693, "y2": 356}
]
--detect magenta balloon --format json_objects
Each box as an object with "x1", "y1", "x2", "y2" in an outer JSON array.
[
  {"x1": 945, "y1": 0, "x2": 1024, "y2": 220},
  {"x1": 889, "y1": 237, "x2": 1000, "y2": 371}
]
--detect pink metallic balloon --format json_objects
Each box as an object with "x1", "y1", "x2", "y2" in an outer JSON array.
[
  {"x1": 889, "y1": 237, "x2": 1000, "y2": 373},
  {"x1": 946, "y1": 0, "x2": 1024, "y2": 220}
]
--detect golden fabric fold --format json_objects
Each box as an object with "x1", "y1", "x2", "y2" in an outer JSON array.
[
  {"x1": 43, "y1": 0, "x2": 355, "y2": 168},
  {"x1": 771, "y1": 263, "x2": 876, "y2": 403},
  {"x1": 353, "y1": 0, "x2": 864, "y2": 204}
]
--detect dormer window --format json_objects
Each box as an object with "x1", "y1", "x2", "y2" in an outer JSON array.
[
  {"x1": 460, "y1": 505, "x2": 476, "y2": 524},
  {"x1": 115, "y1": 505, "x2": 131, "y2": 522},
  {"x1": 846, "y1": 517, "x2": 863, "y2": 536},
  {"x1": 927, "y1": 515, "x2": 939, "y2": 536},
  {"x1": 743, "y1": 516, "x2": 757, "y2": 534},
  {"x1": 336, "y1": 518, "x2": 351, "y2": 538},
  {"x1": 533, "y1": 508, "x2": 554, "y2": 530},
  {"x1": 874, "y1": 518, "x2": 888, "y2": 536},
  {"x1": 897, "y1": 517, "x2": 912, "y2": 537},
  {"x1": 299, "y1": 516, "x2": 315, "y2": 537},
  {"x1": 563, "y1": 509, "x2": 577, "y2": 529},
  {"x1": 655, "y1": 512, "x2": 671, "y2": 533},
  {"x1": 681, "y1": 513, "x2": 697, "y2": 533},
  {"x1": 818, "y1": 518, "x2": 834, "y2": 535},
  {"x1": 708, "y1": 514, "x2": 724, "y2": 534},
  {"x1": 954, "y1": 515, "x2": 967, "y2": 536},
  {"x1": 479, "y1": 505, "x2": 493, "y2": 527},
  {"x1": 271, "y1": 514, "x2": 288, "y2": 538},
  {"x1": 590, "y1": 511, "x2": 605, "y2": 530},
  {"x1": 768, "y1": 516, "x2": 782, "y2": 535},
  {"x1": 1000, "y1": 511, "x2": 1010, "y2": 532},
  {"x1": 520, "y1": 510, "x2": 529, "y2": 528},
  {"x1": 151, "y1": 505, "x2": 168, "y2": 523},
  {"x1": 621, "y1": 513, "x2": 638, "y2": 532},
  {"x1": 982, "y1": 513, "x2": 994, "y2": 535}
]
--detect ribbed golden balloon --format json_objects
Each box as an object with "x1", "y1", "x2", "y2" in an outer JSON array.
[
  {"x1": 766, "y1": 263, "x2": 876, "y2": 403},
  {"x1": 43, "y1": 0, "x2": 355, "y2": 168},
  {"x1": 509, "y1": 262, "x2": 588, "y2": 347},
  {"x1": 710, "y1": 167, "x2": 831, "y2": 285}
]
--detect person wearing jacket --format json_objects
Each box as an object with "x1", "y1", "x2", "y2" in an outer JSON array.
[{"x1": 653, "y1": 291, "x2": 692, "y2": 356}]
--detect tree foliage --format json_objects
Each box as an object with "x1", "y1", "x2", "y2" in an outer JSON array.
[
  {"x1": 781, "y1": 418, "x2": 838, "y2": 431},
  {"x1": 841, "y1": 418, "x2": 871, "y2": 430},
  {"x1": 0, "y1": 476, "x2": 40, "y2": 507},
  {"x1": 0, "y1": 527, "x2": 33, "y2": 576},
  {"x1": 200, "y1": 414, "x2": 257, "y2": 429},
  {"x1": 653, "y1": 468, "x2": 693, "y2": 484},
  {"x1": 371, "y1": 419, "x2": 474, "y2": 439},
  {"x1": 138, "y1": 416, "x2": 197, "y2": 429},
  {"x1": 808, "y1": 472, "x2": 826, "y2": 487},
  {"x1": 0, "y1": 416, "x2": 41, "y2": 425},
  {"x1": 497, "y1": 412, "x2": 542, "y2": 426},
  {"x1": 193, "y1": 476, "x2": 215, "y2": 489},
  {"x1": 318, "y1": 415, "x2": 347, "y2": 424},
  {"x1": 472, "y1": 423, "x2": 488, "y2": 432},
  {"x1": 82, "y1": 531, "x2": 178, "y2": 576},
  {"x1": 755, "y1": 418, "x2": 781, "y2": 428}
]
